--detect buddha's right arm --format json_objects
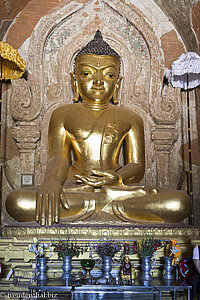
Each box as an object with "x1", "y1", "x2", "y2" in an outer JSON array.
[
  {"x1": 45, "y1": 106, "x2": 70, "y2": 184},
  {"x1": 36, "y1": 107, "x2": 70, "y2": 225},
  {"x1": 36, "y1": 155, "x2": 70, "y2": 226},
  {"x1": 42, "y1": 155, "x2": 69, "y2": 185}
]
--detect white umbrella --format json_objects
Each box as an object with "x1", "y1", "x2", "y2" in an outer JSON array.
[
  {"x1": 168, "y1": 52, "x2": 200, "y2": 89},
  {"x1": 165, "y1": 52, "x2": 200, "y2": 226}
]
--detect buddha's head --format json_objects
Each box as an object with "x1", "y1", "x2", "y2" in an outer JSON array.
[{"x1": 71, "y1": 30, "x2": 122, "y2": 106}]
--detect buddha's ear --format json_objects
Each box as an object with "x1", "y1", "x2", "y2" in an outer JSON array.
[
  {"x1": 113, "y1": 76, "x2": 122, "y2": 104},
  {"x1": 70, "y1": 72, "x2": 79, "y2": 102}
]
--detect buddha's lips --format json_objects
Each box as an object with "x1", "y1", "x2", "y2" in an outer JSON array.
[{"x1": 91, "y1": 87, "x2": 104, "y2": 91}]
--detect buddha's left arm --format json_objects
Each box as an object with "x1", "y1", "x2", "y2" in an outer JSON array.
[{"x1": 117, "y1": 117, "x2": 145, "y2": 185}]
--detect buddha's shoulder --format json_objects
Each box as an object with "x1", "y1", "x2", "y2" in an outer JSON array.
[
  {"x1": 113, "y1": 105, "x2": 143, "y2": 122},
  {"x1": 51, "y1": 103, "x2": 82, "y2": 117}
]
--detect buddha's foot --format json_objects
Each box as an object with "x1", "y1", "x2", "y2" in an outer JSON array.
[{"x1": 101, "y1": 185, "x2": 159, "y2": 201}]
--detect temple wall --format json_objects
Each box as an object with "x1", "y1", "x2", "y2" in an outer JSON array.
[{"x1": 1, "y1": 0, "x2": 200, "y2": 226}]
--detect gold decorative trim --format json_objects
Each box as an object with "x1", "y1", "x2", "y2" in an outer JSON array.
[
  {"x1": 2, "y1": 225, "x2": 200, "y2": 240},
  {"x1": 0, "y1": 42, "x2": 26, "y2": 80}
]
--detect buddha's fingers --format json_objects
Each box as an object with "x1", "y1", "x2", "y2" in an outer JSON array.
[
  {"x1": 60, "y1": 193, "x2": 69, "y2": 209},
  {"x1": 41, "y1": 194, "x2": 47, "y2": 226},
  {"x1": 75, "y1": 174, "x2": 105, "y2": 185},
  {"x1": 55, "y1": 193, "x2": 60, "y2": 222},
  {"x1": 82, "y1": 177, "x2": 105, "y2": 187},
  {"x1": 92, "y1": 170, "x2": 113, "y2": 177},
  {"x1": 36, "y1": 193, "x2": 42, "y2": 222},
  {"x1": 35, "y1": 196, "x2": 39, "y2": 222},
  {"x1": 74, "y1": 176, "x2": 91, "y2": 185},
  {"x1": 89, "y1": 180, "x2": 106, "y2": 187},
  {"x1": 48, "y1": 192, "x2": 53, "y2": 226},
  {"x1": 54, "y1": 190, "x2": 61, "y2": 223},
  {"x1": 74, "y1": 174, "x2": 85, "y2": 183},
  {"x1": 75, "y1": 174, "x2": 98, "y2": 183},
  {"x1": 92, "y1": 169, "x2": 120, "y2": 185},
  {"x1": 76, "y1": 179, "x2": 83, "y2": 183}
]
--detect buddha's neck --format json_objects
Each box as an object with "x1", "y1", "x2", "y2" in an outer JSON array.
[{"x1": 82, "y1": 100, "x2": 110, "y2": 110}]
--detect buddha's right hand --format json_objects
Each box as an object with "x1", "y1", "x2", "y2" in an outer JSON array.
[{"x1": 35, "y1": 180, "x2": 67, "y2": 226}]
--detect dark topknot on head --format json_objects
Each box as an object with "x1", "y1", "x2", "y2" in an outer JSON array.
[{"x1": 74, "y1": 30, "x2": 120, "y2": 61}]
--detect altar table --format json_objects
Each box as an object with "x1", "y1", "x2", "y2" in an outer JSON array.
[{"x1": 29, "y1": 278, "x2": 192, "y2": 300}]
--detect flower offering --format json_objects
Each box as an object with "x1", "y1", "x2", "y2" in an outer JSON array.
[
  {"x1": 29, "y1": 242, "x2": 51, "y2": 258},
  {"x1": 52, "y1": 226, "x2": 87, "y2": 258},
  {"x1": 169, "y1": 239, "x2": 181, "y2": 265},
  {"x1": 95, "y1": 238, "x2": 122, "y2": 258},
  {"x1": 137, "y1": 233, "x2": 163, "y2": 257}
]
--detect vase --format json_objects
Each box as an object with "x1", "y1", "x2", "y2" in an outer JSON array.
[
  {"x1": 102, "y1": 256, "x2": 113, "y2": 282},
  {"x1": 37, "y1": 257, "x2": 48, "y2": 281},
  {"x1": 163, "y1": 256, "x2": 174, "y2": 280},
  {"x1": 61, "y1": 256, "x2": 72, "y2": 282},
  {"x1": 140, "y1": 256, "x2": 152, "y2": 281},
  {"x1": 81, "y1": 259, "x2": 95, "y2": 280}
]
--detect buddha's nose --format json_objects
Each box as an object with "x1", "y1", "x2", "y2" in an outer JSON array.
[{"x1": 94, "y1": 70, "x2": 103, "y2": 86}]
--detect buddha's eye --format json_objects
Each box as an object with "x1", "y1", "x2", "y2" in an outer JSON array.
[
  {"x1": 105, "y1": 72, "x2": 115, "y2": 79},
  {"x1": 81, "y1": 71, "x2": 92, "y2": 77}
]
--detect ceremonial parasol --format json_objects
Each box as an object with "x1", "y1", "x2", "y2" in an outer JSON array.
[
  {"x1": 0, "y1": 42, "x2": 26, "y2": 196},
  {"x1": 0, "y1": 42, "x2": 26, "y2": 142},
  {"x1": 0, "y1": 42, "x2": 25, "y2": 81},
  {"x1": 166, "y1": 52, "x2": 200, "y2": 226}
]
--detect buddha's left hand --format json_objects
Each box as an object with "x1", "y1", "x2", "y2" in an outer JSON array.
[{"x1": 75, "y1": 169, "x2": 121, "y2": 187}]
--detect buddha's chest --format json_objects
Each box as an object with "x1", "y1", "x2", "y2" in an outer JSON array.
[
  {"x1": 65, "y1": 110, "x2": 125, "y2": 145},
  {"x1": 66, "y1": 120, "x2": 123, "y2": 145}
]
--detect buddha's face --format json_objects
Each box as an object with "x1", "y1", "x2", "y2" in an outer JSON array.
[{"x1": 75, "y1": 54, "x2": 120, "y2": 104}]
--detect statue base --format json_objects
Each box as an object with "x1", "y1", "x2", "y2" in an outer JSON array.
[{"x1": 1, "y1": 221, "x2": 200, "y2": 239}]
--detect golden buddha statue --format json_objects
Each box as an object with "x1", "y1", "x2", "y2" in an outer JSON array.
[{"x1": 6, "y1": 31, "x2": 190, "y2": 226}]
